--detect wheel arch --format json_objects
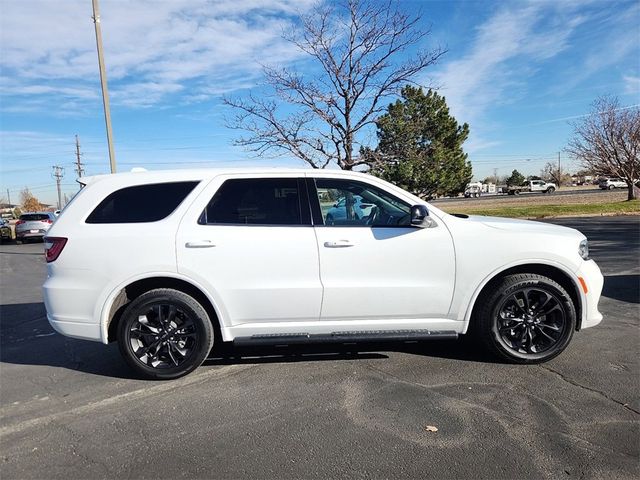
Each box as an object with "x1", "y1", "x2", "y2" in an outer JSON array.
[
  {"x1": 464, "y1": 262, "x2": 584, "y2": 333},
  {"x1": 103, "y1": 275, "x2": 225, "y2": 344}
]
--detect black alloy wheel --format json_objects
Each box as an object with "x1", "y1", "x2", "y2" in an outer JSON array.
[
  {"x1": 118, "y1": 289, "x2": 214, "y2": 379},
  {"x1": 478, "y1": 273, "x2": 576, "y2": 363}
]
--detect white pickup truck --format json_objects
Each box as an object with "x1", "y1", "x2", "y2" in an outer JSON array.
[{"x1": 507, "y1": 180, "x2": 556, "y2": 195}]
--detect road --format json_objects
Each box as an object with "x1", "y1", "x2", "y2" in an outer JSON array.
[
  {"x1": 1, "y1": 216, "x2": 638, "y2": 479},
  {"x1": 431, "y1": 186, "x2": 615, "y2": 203}
]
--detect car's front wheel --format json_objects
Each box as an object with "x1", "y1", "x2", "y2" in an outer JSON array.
[
  {"x1": 117, "y1": 288, "x2": 214, "y2": 380},
  {"x1": 477, "y1": 274, "x2": 576, "y2": 363}
]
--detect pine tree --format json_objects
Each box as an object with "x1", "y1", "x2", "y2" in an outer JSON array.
[{"x1": 369, "y1": 86, "x2": 472, "y2": 199}]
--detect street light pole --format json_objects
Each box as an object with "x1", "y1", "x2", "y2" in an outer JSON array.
[{"x1": 91, "y1": 0, "x2": 117, "y2": 173}]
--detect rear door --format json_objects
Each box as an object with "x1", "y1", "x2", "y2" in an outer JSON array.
[
  {"x1": 176, "y1": 174, "x2": 322, "y2": 329},
  {"x1": 309, "y1": 176, "x2": 456, "y2": 324}
]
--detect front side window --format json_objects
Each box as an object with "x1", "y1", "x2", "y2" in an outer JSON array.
[
  {"x1": 313, "y1": 178, "x2": 411, "y2": 227},
  {"x1": 200, "y1": 178, "x2": 304, "y2": 225},
  {"x1": 86, "y1": 181, "x2": 199, "y2": 223}
]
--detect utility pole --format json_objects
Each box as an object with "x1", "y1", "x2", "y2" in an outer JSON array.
[
  {"x1": 6, "y1": 188, "x2": 11, "y2": 206},
  {"x1": 558, "y1": 152, "x2": 561, "y2": 175},
  {"x1": 91, "y1": 0, "x2": 117, "y2": 173},
  {"x1": 75, "y1": 135, "x2": 85, "y2": 187},
  {"x1": 493, "y1": 168, "x2": 498, "y2": 184},
  {"x1": 52, "y1": 166, "x2": 64, "y2": 210}
]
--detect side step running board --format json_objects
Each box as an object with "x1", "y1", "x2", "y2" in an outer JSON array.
[{"x1": 233, "y1": 330, "x2": 458, "y2": 347}]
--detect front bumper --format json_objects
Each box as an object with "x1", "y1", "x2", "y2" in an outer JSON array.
[{"x1": 575, "y1": 259, "x2": 604, "y2": 329}]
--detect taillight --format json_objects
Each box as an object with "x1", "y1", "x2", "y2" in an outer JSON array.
[
  {"x1": 44, "y1": 219, "x2": 53, "y2": 224},
  {"x1": 44, "y1": 237, "x2": 67, "y2": 263},
  {"x1": 16, "y1": 220, "x2": 24, "y2": 226}
]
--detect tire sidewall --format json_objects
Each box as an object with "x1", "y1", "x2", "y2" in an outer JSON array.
[
  {"x1": 482, "y1": 277, "x2": 576, "y2": 363},
  {"x1": 117, "y1": 290, "x2": 213, "y2": 380}
]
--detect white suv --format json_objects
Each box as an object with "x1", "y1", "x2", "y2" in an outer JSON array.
[
  {"x1": 43, "y1": 169, "x2": 603, "y2": 379},
  {"x1": 598, "y1": 177, "x2": 628, "y2": 190}
]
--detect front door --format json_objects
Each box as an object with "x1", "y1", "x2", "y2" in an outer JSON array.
[{"x1": 309, "y1": 177, "x2": 456, "y2": 325}]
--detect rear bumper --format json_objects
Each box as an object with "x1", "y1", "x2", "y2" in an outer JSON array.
[
  {"x1": 43, "y1": 269, "x2": 107, "y2": 343},
  {"x1": 48, "y1": 315, "x2": 102, "y2": 341},
  {"x1": 576, "y1": 259, "x2": 604, "y2": 329},
  {"x1": 16, "y1": 231, "x2": 46, "y2": 238}
]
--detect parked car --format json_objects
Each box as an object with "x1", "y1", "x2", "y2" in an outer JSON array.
[
  {"x1": 15, "y1": 212, "x2": 56, "y2": 243},
  {"x1": 43, "y1": 169, "x2": 603, "y2": 379},
  {"x1": 598, "y1": 177, "x2": 628, "y2": 190},
  {"x1": 325, "y1": 194, "x2": 375, "y2": 224},
  {"x1": 0, "y1": 219, "x2": 12, "y2": 242}
]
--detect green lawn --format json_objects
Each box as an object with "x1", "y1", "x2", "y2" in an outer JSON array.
[{"x1": 446, "y1": 200, "x2": 640, "y2": 219}]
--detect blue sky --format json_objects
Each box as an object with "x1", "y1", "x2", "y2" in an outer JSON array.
[{"x1": 1, "y1": 0, "x2": 639, "y2": 205}]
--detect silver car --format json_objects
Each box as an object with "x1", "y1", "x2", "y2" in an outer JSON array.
[
  {"x1": 598, "y1": 177, "x2": 627, "y2": 190},
  {"x1": 15, "y1": 212, "x2": 56, "y2": 243}
]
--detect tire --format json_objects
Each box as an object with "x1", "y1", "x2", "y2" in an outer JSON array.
[
  {"x1": 514, "y1": 190, "x2": 520, "y2": 195},
  {"x1": 608, "y1": 185, "x2": 615, "y2": 190},
  {"x1": 546, "y1": 187, "x2": 555, "y2": 194},
  {"x1": 117, "y1": 288, "x2": 214, "y2": 380},
  {"x1": 477, "y1": 274, "x2": 576, "y2": 364}
]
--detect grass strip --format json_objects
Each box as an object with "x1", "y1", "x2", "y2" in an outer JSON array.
[{"x1": 441, "y1": 200, "x2": 640, "y2": 219}]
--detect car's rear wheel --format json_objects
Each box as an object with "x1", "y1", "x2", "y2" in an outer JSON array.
[
  {"x1": 117, "y1": 288, "x2": 214, "y2": 380},
  {"x1": 608, "y1": 184, "x2": 615, "y2": 190},
  {"x1": 478, "y1": 274, "x2": 576, "y2": 363}
]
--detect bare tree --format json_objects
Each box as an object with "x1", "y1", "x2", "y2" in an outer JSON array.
[
  {"x1": 566, "y1": 96, "x2": 639, "y2": 200},
  {"x1": 224, "y1": 0, "x2": 445, "y2": 170},
  {"x1": 540, "y1": 162, "x2": 571, "y2": 186}
]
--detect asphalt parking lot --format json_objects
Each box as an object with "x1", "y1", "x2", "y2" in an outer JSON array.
[{"x1": 1, "y1": 216, "x2": 638, "y2": 479}]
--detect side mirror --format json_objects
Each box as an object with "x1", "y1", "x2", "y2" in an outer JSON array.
[{"x1": 411, "y1": 205, "x2": 432, "y2": 228}]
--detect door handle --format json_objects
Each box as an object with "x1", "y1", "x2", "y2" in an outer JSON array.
[
  {"x1": 185, "y1": 240, "x2": 216, "y2": 248},
  {"x1": 324, "y1": 240, "x2": 354, "y2": 248}
]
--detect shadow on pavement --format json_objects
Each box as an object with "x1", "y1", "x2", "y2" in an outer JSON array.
[
  {"x1": 1, "y1": 302, "x2": 499, "y2": 379},
  {"x1": 0, "y1": 302, "x2": 134, "y2": 379},
  {"x1": 602, "y1": 274, "x2": 640, "y2": 304}
]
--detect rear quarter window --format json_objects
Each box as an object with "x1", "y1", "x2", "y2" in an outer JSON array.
[{"x1": 86, "y1": 181, "x2": 199, "y2": 223}]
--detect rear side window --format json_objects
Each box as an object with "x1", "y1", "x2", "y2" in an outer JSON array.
[
  {"x1": 200, "y1": 178, "x2": 304, "y2": 225},
  {"x1": 20, "y1": 214, "x2": 50, "y2": 221},
  {"x1": 86, "y1": 181, "x2": 199, "y2": 223}
]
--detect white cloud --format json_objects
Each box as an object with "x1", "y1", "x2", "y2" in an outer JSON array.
[
  {"x1": 0, "y1": 0, "x2": 317, "y2": 111},
  {"x1": 624, "y1": 75, "x2": 640, "y2": 96},
  {"x1": 432, "y1": 2, "x2": 585, "y2": 129},
  {"x1": 429, "y1": 0, "x2": 638, "y2": 154}
]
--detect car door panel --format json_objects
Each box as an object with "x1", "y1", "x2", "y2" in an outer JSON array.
[
  {"x1": 176, "y1": 175, "x2": 322, "y2": 326},
  {"x1": 309, "y1": 177, "x2": 456, "y2": 321}
]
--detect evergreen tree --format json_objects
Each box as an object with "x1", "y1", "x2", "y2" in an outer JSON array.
[
  {"x1": 506, "y1": 169, "x2": 526, "y2": 186},
  {"x1": 369, "y1": 86, "x2": 472, "y2": 198}
]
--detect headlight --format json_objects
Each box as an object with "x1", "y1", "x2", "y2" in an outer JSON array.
[{"x1": 579, "y1": 239, "x2": 589, "y2": 260}]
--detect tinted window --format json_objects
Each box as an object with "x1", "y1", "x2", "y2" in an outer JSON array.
[
  {"x1": 314, "y1": 178, "x2": 411, "y2": 227},
  {"x1": 201, "y1": 178, "x2": 303, "y2": 225},
  {"x1": 86, "y1": 182, "x2": 199, "y2": 223},
  {"x1": 20, "y1": 214, "x2": 51, "y2": 221}
]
